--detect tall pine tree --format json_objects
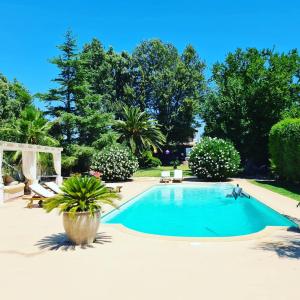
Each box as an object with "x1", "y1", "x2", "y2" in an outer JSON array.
[
  {"x1": 40, "y1": 30, "x2": 87, "y2": 146},
  {"x1": 40, "y1": 32, "x2": 116, "y2": 174}
]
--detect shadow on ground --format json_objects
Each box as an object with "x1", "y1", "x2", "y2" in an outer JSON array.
[
  {"x1": 35, "y1": 232, "x2": 112, "y2": 251},
  {"x1": 256, "y1": 228, "x2": 300, "y2": 259},
  {"x1": 284, "y1": 215, "x2": 300, "y2": 226}
]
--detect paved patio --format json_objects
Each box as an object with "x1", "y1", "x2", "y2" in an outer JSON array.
[{"x1": 0, "y1": 178, "x2": 299, "y2": 300}]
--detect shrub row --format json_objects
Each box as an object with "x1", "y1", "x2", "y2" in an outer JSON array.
[
  {"x1": 91, "y1": 138, "x2": 241, "y2": 182},
  {"x1": 269, "y1": 118, "x2": 300, "y2": 182}
]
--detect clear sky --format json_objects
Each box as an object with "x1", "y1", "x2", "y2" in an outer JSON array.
[{"x1": 0, "y1": 0, "x2": 299, "y2": 99}]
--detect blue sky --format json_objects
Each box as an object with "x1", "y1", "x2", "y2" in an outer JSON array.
[{"x1": 0, "y1": 0, "x2": 299, "y2": 100}]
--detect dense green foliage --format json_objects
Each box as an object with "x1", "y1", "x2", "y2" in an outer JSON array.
[
  {"x1": 201, "y1": 48, "x2": 300, "y2": 167},
  {"x1": 39, "y1": 31, "x2": 115, "y2": 173},
  {"x1": 0, "y1": 73, "x2": 31, "y2": 122},
  {"x1": 36, "y1": 32, "x2": 205, "y2": 173},
  {"x1": 0, "y1": 74, "x2": 33, "y2": 147},
  {"x1": 43, "y1": 176, "x2": 119, "y2": 216},
  {"x1": 34, "y1": 32, "x2": 205, "y2": 173},
  {"x1": 40, "y1": 31, "x2": 85, "y2": 145},
  {"x1": 189, "y1": 137, "x2": 240, "y2": 180},
  {"x1": 269, "y1": 118, "x2": 300, "y2": 182},
  {"x1": 2, "y1": 30, "x2": 300, "y2": 180},
  {"x1": 91, "y1": 144, "x2": 139, "y2": 181},
  {"x1": 281, "y1": 103, "x2": 300, "y2": 119},
  {"x1": 128, "y1": 41, "x2": 206, "y2": 143},
  {"x1": 80, "y1": 39, "x2": 206, "y2": 144},
  {"x1": 0, "y1": 105, "x2": 57, "y2": 145}
]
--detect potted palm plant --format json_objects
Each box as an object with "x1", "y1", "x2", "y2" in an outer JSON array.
[{"x1": 43, "y1": 176, "x2": 119, "y2": 245}]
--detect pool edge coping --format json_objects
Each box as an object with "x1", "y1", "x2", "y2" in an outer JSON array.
[{"x1": 102, "y1": 223, "x2": 294, "y2": 242}]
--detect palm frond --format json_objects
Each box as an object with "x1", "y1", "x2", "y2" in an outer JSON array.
[
  {"x1": 43, "y1": 176, "x2": 120, "y2": 216},
  {"x1": 115, "y1": 106, "x2": 166, "y2": 155}
]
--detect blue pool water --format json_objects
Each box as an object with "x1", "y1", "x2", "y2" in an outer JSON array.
[{"x1": 102, "y1": 184, "x2": 297, "y2": 237}]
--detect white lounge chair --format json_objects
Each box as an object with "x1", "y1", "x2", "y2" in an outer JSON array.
[
  {"x1": 105, "y1": 183, "x2": 123, "y2": 193},
  {"x1": 44, "y1": 181, "x2": 62, "y2": 194},
  {"x1": 172, "y1": 169, "x2": 183, "y2": 182},
  {"x1": 26, "y1": 183, "x2": 56, "y2": 208},
  {"x1": 160, "y1": 171, "x2": 171, "y2": 183}
]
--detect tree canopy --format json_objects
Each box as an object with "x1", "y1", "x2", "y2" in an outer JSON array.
[
  {"x1": 201, "y1": 48, "x2": 300, "y2": 167},
  {"x1": 0, "y1": 73, "x2": 31, "y2": 122},
  {"x1": 129, "y1": 40, "x2": 206, "y2": 144},
  {"x1": 2, "y1": 31, "x2": 300, "y2": 176},
  {"x1": 79, "y1": 39, "x2": 206, "y2": 145},
  {"x1": 38, "y1": 33, "x2": 206, "y2": 173}
]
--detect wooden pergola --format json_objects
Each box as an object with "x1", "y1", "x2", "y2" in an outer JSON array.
[{"x1": 0, "y1": 141, "x2": 63, "y2": 203}]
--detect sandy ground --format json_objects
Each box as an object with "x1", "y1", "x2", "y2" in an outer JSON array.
[{"x1": 0, "y1": 178, "x2": 299, "y2": 300}]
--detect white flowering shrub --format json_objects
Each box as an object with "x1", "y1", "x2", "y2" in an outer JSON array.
[
  {"x1": 91, "y1": 144, "x2": 139, "y2": 181},
  {"x1": 189, "y1": 137, "x2": 240, "y2": 180}
]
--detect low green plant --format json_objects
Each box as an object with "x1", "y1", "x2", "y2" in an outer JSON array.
[
  {"x1": 43, "y1": 176, "x2": 119, "y2": 217},
  {"x1": 139, "y1": 150, "x2": 162, "y2": 168},
  {"x1": 170, "y1": 159, "x2": 180, "y2": 169},
  {"x1": 189, "y1": 137, "x2": 240, "y2": 180},
  {"x1": 91, "y1": 144, "x2": 139, "y2": 181},
  {"x1": 269, "y1": 118, "x2": 300, "y2": 182}
]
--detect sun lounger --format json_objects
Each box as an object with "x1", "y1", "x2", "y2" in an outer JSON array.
[
  {"x1": 105, "y1": 183, "x2": 123, "y2": 193},
  {"x1": 172, "y1": 169, "x2": 183, "y2": 182},
  {"x1": 160, "y1": 171, "x2": 171, "y2": 183},
  {"x1": 44, "y1": 181, "x2": 62, "y2": 194},
  {"x1": 26, "y1": 183, "x2": 56, "y2": 208}
]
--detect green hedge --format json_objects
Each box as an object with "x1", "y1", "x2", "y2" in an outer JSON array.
[
  {"x1": 269, "y1": 118, "x2": 300, "y2": 182},
  {"x1": 188, "y1": 137, "x2": 240, "y2": 180}
]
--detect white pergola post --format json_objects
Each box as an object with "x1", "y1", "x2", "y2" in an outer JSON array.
[
  {"x1": 0, "y1": 149, "x2": 4, "y2": 204},
  {"x1": 53, "y1": 152, "x2": 63, "y2": 185}
]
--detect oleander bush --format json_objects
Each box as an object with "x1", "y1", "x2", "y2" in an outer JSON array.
[
  {"x1": 91, "y1": 144, "x2": 139, "y2": 181},
  {"x1": 269, "y1": 118, "x2": 300, "y2": 182},
  {"x1": 188, "y1": 137, "x2": 240, "y2": 180}
]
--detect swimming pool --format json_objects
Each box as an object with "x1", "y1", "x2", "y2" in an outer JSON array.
[{"x1": 102, "y1": 184, "x2": 297, "y2": 237}]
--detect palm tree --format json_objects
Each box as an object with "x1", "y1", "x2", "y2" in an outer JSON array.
[
  {"x1": 0, "y1": 105, "x2": 58, "y2": 146},
  {"x1": 17, "y1": 105, "x2": 58, "y2": 145},
  {"x1": 115, "y1": 106, "x2": 166, "y2": 156},
  {"x1": 0, "y1": 105, "x2": 59, "y2": 174}
]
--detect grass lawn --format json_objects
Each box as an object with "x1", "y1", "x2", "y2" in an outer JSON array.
[
  {"x1": 134, "y1": 164, "x2": 192, "y2": 177},
  {"x1": 249, "y1": 179, "x2": 300, "y2": 203}
]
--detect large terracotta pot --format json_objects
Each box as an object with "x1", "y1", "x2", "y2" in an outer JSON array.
[{"x1": 63, "y1": 210, "x2": 100, "y2": 245}]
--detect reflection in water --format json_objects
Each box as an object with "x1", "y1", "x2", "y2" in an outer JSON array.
[
  {"x1": 161, "y1": 188, "x2": 170, "y2": 204},
  {"x1": 174, "y1": 188, "x2": 183, "y2": 206}
]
